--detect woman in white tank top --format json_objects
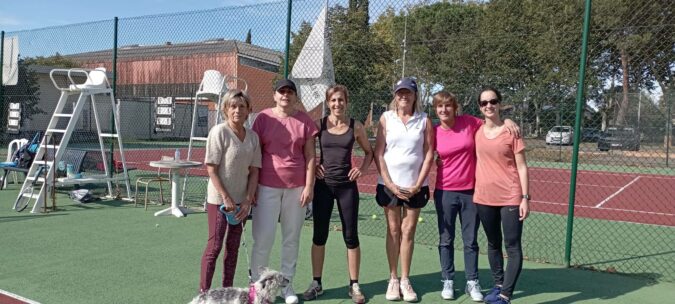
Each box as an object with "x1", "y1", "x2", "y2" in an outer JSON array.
[{"x1": 374, "y1": 77, "x2": 434, "y2": 302}]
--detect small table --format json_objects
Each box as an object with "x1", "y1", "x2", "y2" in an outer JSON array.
[{"x1": 148, "y1": 160, "x2": 201, "y2": 217}]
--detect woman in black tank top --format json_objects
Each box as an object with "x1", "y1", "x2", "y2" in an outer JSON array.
[
  {"x1": 302, "y1": 85, "x2": 373, "y2": 303},
  {"x1": 318, "y1": 116, "x2": 355, "y2": 185}
]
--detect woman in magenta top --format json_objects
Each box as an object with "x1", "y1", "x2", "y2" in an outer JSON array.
[
  {"x1": 433, "y1": 91, "x2": 518, "y2": 301},
  {"x1": 250, "y1": 79, "x2": 318, "y2": 304}
]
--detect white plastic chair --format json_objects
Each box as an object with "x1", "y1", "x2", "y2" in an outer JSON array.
[
  {"x1": 73, "y1": 67, "x2": 108, "y2": 90},
  {"x1": 197, "y1": 70, "x2": 226, "y2": 96},
  {"x1": 49, "y1": 67, "x2": 111, "y2": 92},
  {"x1": 4, "y1": 138, "x2": 29, "y2": 188}
]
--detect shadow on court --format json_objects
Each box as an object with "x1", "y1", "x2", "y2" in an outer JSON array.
[{"x1": 319, "y1": 267, "x2": 660, "y2": 303}]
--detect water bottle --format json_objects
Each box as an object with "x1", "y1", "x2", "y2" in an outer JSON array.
[
  {"x1": 219, "y1": 205, "x2": 241, "y2": 225},
  {"x1": 66, "y1": 164, "x2": 75, "y2": 178},
  {"x1": 174, "y1": 148, "x2": 181, "y2": 161}
]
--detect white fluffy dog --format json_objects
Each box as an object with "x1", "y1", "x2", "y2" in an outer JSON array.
[{"x1": 188, "y1": 268, "x2": 288, "y2": 304}]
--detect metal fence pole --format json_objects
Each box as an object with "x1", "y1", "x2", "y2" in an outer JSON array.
[
  {"x1": 0, "y1": 31, "x2": 5, "y2": 135},
  {"x1": 667, "y1": 91, "x2": 672, "y2": 167},
  {"x1": 109, "y1": 17, "x2": 118, "y2": 177},
  {"x1": 283, "y1": 0, "x2": 293, "y2": 78},
  {"x1": 565, "y1": 0, "x2": 593, "y2": 268}
]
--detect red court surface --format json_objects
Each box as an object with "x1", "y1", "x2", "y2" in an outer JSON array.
[
  {"x1": 120, "y1": 150, "x2": 675, "y2": 227},
  {"x1": 0, "y1": 289, "x2": 35, "y2": 304},
  {"x1": 353, "y1": 158, "x2": 675, "y2": 227}
]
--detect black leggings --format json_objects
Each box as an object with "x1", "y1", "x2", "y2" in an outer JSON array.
[
  {"x1": 477, "y1": 204, "x2": 523, "y2": 298},
  {"x1": 312, "y1": 180, "x2": 360, "y2": 249}
]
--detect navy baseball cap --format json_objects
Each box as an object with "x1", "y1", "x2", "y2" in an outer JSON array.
[
  {"x1": 274, "y1": 79, "x2": 297, "y2": 93},
  {"x1": 394, "y1": 77, "x2": 418, "y2": 93}
]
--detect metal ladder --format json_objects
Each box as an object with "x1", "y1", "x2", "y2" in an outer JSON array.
[
  {"x1": 179, "y1": 70, "x2": 248, "y2": 207},
  {"x1": 13, "y1": 68, "x2": 132, "y2": 213}
]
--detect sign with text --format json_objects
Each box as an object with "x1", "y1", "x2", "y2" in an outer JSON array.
[
  {"x1": 7, "y1": 102, "x2": 21, "y2": 133},
  {"x1": 154, "y1": 97, "x2": 174, "y2": 132}
]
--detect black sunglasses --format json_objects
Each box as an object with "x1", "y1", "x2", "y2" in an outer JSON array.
[{"x1": 479, "y1": 99, "x2": 500, "y2": 107}]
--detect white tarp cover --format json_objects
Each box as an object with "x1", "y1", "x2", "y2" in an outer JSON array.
[
  {"x1": 2, "y1": 36, "x2": 19, "y2": 85},
  {"x1": 290, "y1": 5, "x2": 335, "y2": 112}
]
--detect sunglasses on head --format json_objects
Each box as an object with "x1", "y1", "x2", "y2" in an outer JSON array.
[{"x1": 479, "y1": 99, "x2": 500, "y2": 107}]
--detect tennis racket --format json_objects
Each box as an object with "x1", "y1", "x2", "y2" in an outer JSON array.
[{"x1": 14, "y1": 166, "x2": 46, "y2": 212}]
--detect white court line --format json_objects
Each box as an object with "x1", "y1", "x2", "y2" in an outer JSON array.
[
  {"x1": 0, "y1": 289, "x2": 41, "y2": 304},
  {"x1": 531, "y1": 179, "x2": 619, "y2": 189},
  {"x1": 531, "y1": 167, "x2": 675, "y2": 180},
  {"x1": 594, "y1": 176, "x2": 641, "y2": 208},
  {"x1": 534, "y1": 199, "x2": 675, "y2": 217}
]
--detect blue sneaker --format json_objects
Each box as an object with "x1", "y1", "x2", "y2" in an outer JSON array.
[
  {"x1": 486, "y1": 295, "x2": 510, "y2": 304},
  {"x1": 484, "y1": 286, "x2": 502, "y2": 302}
]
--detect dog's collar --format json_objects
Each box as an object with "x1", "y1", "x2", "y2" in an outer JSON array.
[
  {"x1": 248, "y1": 284, "x2": 256, "y2": 304},
  {"x1": 248, "y1": 284, "x2": 273, "y2": 304}
]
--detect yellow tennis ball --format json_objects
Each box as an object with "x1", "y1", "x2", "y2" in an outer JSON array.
[
  {"x1": 418, "y1": 217, "x2": 424, "y2": 222},
  {"x1": 371, "y1": 214, "x2": 377, "y2": 219}
]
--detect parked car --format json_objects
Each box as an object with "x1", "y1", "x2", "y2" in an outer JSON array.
[
  {"x1": 597, "y1": 127, "x2": 640, "y2": 151},
  {"x1": 546, "y1": 126, "x2": 573, "y2": 145},
  {"x1": 581, "y1": 128, "x2": 602, "y2": 142}
]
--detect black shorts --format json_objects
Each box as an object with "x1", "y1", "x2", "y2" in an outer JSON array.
[{"x1": 376, "y1": 184, "x2": 430, "y2": 209}]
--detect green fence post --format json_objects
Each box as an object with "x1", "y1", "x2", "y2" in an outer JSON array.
[
  {"x1": 109, "y1": 17, "x2": 118, "y2": 177},
  {"x1": 565, "y1": 0, "x2": 593, "y2": 268},
  {"x1": 283, "y1": 0, "x2": 293, "y2": 79},
  {"x1": 667, "y1": 92, "x2": 672, "y2": 167},
  {"x1": 0, "y1": 31, "x2": 5, "y2": 135}
]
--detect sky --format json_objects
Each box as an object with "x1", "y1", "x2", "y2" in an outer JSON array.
[
  {"x1": 0, "y1": 0, "x2": 408, "y2": 58},
  {"x1": 0, "y1": 0, "x2": 335, "y2": 57},
  {"x1": 0, "y1": 0, "x2": 275, "y2": 32}
]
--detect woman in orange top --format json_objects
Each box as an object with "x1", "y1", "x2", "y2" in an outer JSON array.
[{"x1": 473, "y1": 87, "x2": 529, "y2": 304}]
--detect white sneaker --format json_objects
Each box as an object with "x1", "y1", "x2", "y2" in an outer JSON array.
[
  {"x1": 399, "y1": 278, "x2": 418, "y2": 302},
  {"x1": 441, "y1": 280, "x2": 454, "y2": 300},
  {"x1": 385, "y1": 278, "x2": 401, "y2": 301},
  {"x1": 282, "y1": 284, "x2": 299, "y2": 304},
  {"x1": 465, "y1": 280, "x2": 484, "y2": 302}
]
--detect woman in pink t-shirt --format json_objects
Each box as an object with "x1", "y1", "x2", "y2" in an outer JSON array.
[
  {"x1": 250, "y1": 79, "x2": 319, "y2": 304},
  {"x1": 474, "y1": 87, "x2": 530, "y2": 304},
  {"x1": 432, "y1": 91, "x2": 519, "y2": 301}
]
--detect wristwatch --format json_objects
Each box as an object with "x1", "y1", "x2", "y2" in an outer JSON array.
[{"x1": 521, "y1": 194, "x2": 531, "y2": 200}]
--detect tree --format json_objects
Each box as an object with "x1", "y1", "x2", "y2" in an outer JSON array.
[
  {"x1": 374, "y1": 0, "x2": 585, "y2": 136},
  {"x1": 285, "y1": 1, "x2": 391, "y2": 122},
  {"x1": 477, "y1": 0, "x2": 585, "y2": 135},
  {"x1": 23, "y1": 52, "x2": 79, "y2": 68},
  {"x1": 1, "y1": 58, "x2": 45, "y2": 136},
  {"x1": 591, "y1": 0, "x2": 674, "y2": 127},
  {"x1": 1, "y1": 54, "x2": 79, "y2": 136}
]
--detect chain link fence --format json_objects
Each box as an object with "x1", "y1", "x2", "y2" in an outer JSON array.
[{"x1": 1, "y1": 0, "x2": 673, "y2": 281}]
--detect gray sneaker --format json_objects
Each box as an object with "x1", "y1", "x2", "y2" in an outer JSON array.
[{"x1": 302, "y1": 280, "x2": 323, "y2": 301}]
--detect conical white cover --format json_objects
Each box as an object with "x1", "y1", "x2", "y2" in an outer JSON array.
[{"x1": 291, "y1": 5, "x2": 335, "y2": 111}]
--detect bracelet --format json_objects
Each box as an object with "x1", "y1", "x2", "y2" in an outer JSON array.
[{"x1": 521, "y1": 194, "x2": 531, "y2": 200}]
